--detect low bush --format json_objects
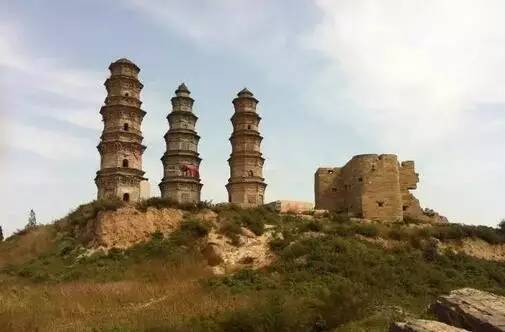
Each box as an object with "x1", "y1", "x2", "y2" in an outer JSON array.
[
  {"x1": 219, "y1": 219, "x2": 242, "y2": 246},
  {"x1": 136, "y1": 197, "x2": 213, "y2": 212},
  {"x1": 430, "y1": 224, "x2": 505, "y2": 244},
  {"x1": 63, "y1": 199, "x2": 124, "y2": 226},
  {"x1": 302, "y1": 220, "x2": 323, "y2": 232},
  {"x1": 353, "y1": 224, "x2": 379, "y2": 238},
  {"x1": 216, "y1": 206, "x2": 279, "y2": 238}
]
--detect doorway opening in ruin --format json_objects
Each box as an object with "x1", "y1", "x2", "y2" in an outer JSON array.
[
  {"x1": 377, "y1": 201, "x2": 384, "y2": 207},
  {"x1": 122, "y1": 159, "x2": 129, "y2": 167},
  {"x1": 123, "y1": 123, "x2": 129, "y2": 131},
  {"x1": 248, "y1": 170, "x2": 254, "y2": 177},
  {"x1": 123, "y1": 193, "x2": 130, "y2": 202},
  {"x1": 247, "y1": 125, "x2": 251, "y2": 130}
]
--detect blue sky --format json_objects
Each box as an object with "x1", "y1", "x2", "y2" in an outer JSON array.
[{"x1": 1, "y1": 0, "x2": 504, "y2": 235}]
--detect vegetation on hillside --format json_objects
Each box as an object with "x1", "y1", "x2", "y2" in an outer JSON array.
[{"x1": 0, "y1": 200, "x2": 504, "y2": 331}]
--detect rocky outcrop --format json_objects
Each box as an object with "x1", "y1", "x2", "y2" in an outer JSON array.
[
  {"x1": 431, "y1": 288, "x2": 505, "y2": 332},
  {"x1": 92, "y1": 207, "x2": 184, "y2": 249},
  {"x1": 202, "y1": 228, "x2": 275, "y2": 274},
  {"x1": 390, "y1": 319, "x2": 469, "y2": 332},
  {"x1": 440, "y1": 238, "x2": 505, "y2": 262}
]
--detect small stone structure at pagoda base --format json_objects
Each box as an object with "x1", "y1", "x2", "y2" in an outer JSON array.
[
  {"x1": 159, "y1": 83, "x2": 203, "y2": 204},
  {"x1": 95, "y1": 58, "x2": 150, "y2": 203},
  {"x1": 315, "y1": 154, "x2": 447, "y2": 223},
  {"x1": 226, "y1": 88, "x2": 267, "y2": 207}
]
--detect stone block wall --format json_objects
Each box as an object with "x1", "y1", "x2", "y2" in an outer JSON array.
[{"x1": 315, "y1": 154, "x2": 443, "y2": 222}]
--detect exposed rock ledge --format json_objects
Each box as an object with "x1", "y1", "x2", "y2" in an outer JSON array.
[
  {"x1": 90, "y1": 207, "x2": 184, "y2": 249},
  {"x1": 431, "y1": 288, "x2": 505, "y2": 332},
  {"x1": 440, "y1": 238, "x2": 505, "y2": 262},
  {"x1": 202, "y1": 227, "x2": 275, "y2": 275},
  {"x1": 390, "y1": 319, "x2": 469, "y2": 332}
]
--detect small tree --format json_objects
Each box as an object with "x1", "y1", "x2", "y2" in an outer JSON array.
[
  {"x1": 26, "y1": 209, "x2": 37, "y2": 229},
  {"x1": 0, "y1": 226, "x2": 3, "y2": 241},
  {"x1": 499, "y1": 219, "x2": 505, "y2": 233}
]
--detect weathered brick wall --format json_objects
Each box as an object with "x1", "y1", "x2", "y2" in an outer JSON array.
[
  {"x1": 361, "y1": 155, "x2": 402, "y2": 220},
  {"x1": 314, "y1": 154, "x2": 442, "y2": 222},
  {"x1": 314, "y1": 167, "x2": 342, "y2": 210}
]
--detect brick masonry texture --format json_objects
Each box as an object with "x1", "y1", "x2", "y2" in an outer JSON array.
[
  {"x1": 95, "y1": 58, "x2": 147, "y2": 203},
  {"x1": 159, "y1": 83, "x2": 203, "y2": 203},
  {"x1": 226, "y1": 88, "x2": 267, "y2": 207},
  {"x1": 315, "y1": 154, "x2": 446, "y2": 222}
]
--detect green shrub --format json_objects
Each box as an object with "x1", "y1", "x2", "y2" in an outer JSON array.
[
  {"x1": 56, "y1": 199, "x2": 124, "y2": 242},
  {"x1": 303, "y1": 220, "x2": 323, "y2": 232},
  {"x1": 219, "y1": 219, "x2": 242, "y2": 246},
  {"x1": 179, "y1": 219, "x2": 210, "y2": 238},
  {"x1": 353, "y1": 224, "x2": 379, "y2": 238},
  {"x1": 499, "y1": 219, "x2": 505, "y2": 232},
  {"x1": 386, "y1": 227, "x2": 409, "y2": 241},
  {"x1": 422, "y1": 239, "x2": 439, "y2": 262},
  {"x1": 241, "y1": 213, "x2": 265, "y2": 236},
  {"x1": 330, "y1": 213, "x2": 351, "y2": 224},
  {"x1": 430, "y1": 224, "x2": 505, "y2": 244},
  {"x1": 137, "y1": 197, "x2": 214, "y2": 212}
]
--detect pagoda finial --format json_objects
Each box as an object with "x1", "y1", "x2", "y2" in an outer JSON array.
[
  {"x1": 238, "y1": 87, "x2": 253, "y2": 97},
  {"x1": 175, "y1": 82, "x2": 191, "y2": 97},
  {"x1": 108, "y1": 57, "x2": 140, "y2": 72}
]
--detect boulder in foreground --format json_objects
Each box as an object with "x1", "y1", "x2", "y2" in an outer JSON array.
[
  {"x1": 390, "y1": 319, "x2": 469, "y2": 332},
  {"x1": 431, "y1": 288, "x2": 505, "y2": 332}
]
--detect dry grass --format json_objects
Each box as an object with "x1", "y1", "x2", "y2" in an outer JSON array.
[
  {"x1": 0, "y1": 225, "x2": 57, "y2": 269},
  {"x1": 0, "y1": 260, "x2": 247, "y2": 331}
]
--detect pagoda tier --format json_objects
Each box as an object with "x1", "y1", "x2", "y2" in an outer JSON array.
[
  {"x1": 159, "y1": 83, "x2": 203, "y2": 203},
  {"x1": 226, "y1": 88, "x2": 267, "y2": 207},
  {"x1": 95, "y1": 58, "x2": 148, "y2": 203}
]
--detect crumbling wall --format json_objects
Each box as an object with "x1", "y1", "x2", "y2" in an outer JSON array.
[
  {"x1": 315, "y1": 154, "x2": 445, "y2": 222},
  {"x1": 314, "y1": 167, "x2": 343, "y2": 210},
  {"x1": 353, "y1": 154, "x2": 403, "y2": 221}
]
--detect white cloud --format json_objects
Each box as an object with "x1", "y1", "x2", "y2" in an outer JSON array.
[
  {"x1": 121, "y1": 0, "x2": 272, "y2": 47},
  {"x1": 5, "y1": 120, "x2": 93, "y2": 160},
  {"x1": 0, "y1": 22, "x2": 104, "y2": 108},
  {"x1": 306, "y1": 0, "x2": 505, "y2": 145}
]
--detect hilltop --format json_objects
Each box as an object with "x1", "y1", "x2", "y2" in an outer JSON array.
[{"x1": 1, "y1": 199, "x2": 505, "y2": 331}]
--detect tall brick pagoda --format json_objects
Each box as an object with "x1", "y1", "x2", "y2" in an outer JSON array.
[
  {"x1": 95, "y1": 58, "x2": 148, "y2": 203},
  {"x1": 226, "y1": 88, "x2": 266, "y2": 207},
  {"x1": 159, "y1": 83, "x2": 202, "y2": 203}
]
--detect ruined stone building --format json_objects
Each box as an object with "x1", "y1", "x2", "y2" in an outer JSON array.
[
  {"x1": 226, "y1": 88, "x2": 267, "y2": 207},
  {"x1": 315, "y1": 154, "x2": 445, "y2": 222},
  {"x1": 95, "y1": 58, "x2": 149, "y2": 202},
  {"x1": 159, "y1": 83, "x2": 203, "y2": 203}
]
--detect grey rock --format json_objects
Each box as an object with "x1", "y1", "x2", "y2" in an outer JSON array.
[
  {"x1": 390, "y1": 319, "x2": 469, "y2": 332},
  {"x1": 431, "y1": 288, "x2": 505, "y2": 332}
]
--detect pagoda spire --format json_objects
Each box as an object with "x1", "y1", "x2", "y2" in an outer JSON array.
[
  {"x1": 159, "y1": 83, "x2": 203, "y2": 203},
  {"x1": 226, "y1": 88, "x2": 267, "y2": 207},
  {"x1": 95, "y1": 58, "x2": 149, "y2": 202}
]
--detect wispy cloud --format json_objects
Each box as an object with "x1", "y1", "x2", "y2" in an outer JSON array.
[{"x1": 305, "y1": 0, "x2": 505, "y2": 146}]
